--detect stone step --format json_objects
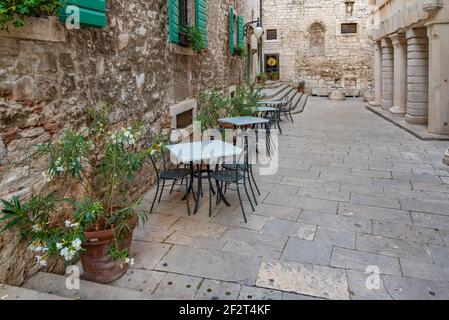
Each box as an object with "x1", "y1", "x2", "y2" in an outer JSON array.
[
  {"x1": 292, "y1": 94, "x2": 310, "y2": 115},
  {"x1": 261, "y1": 84, "x2": 289, "y2": 99},
  {"x1": 271, "y1": 86, "x2": 295, "y2": 101},
  {"x1": 0, "y1": 283, "x2": 70, "y2": 300},
  {"x1": 23, "y1": 272, "x2": 156, "y2": 300},
  {"x1": 263, "y1": 80, "x2": 283, "y2": 89}
]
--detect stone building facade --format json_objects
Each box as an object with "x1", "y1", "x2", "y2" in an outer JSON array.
[
  {"x1": 369, "y1": 0, "x2": 449, "y2": 163},
  {"x1": 262, "y1": 0, "x2": 374, "y2": 96},
  {"x1": 0, "y1": 0, "x2": 260, "y2": 285}
]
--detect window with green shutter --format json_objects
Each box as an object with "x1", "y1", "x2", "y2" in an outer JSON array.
[
  {"x1": 237, "y1": 15, "x2": 244, "y2": 50},
  {"x1": 195, "y1": 0, "x2": 207, "y2": 49},
  {"x1": 168, "y1": 0, "x2": 180, "y2": 44},
  {"x1": 59, "y1": 0, "x2": 106, "y2": 28},
  {"x1": 229, "y1": 7, "x2": 234, "y2": 54},
  {"x1": 229, "y1": 7, "x2": 244, "y2": 55},
  {"x1": 169, "y1": 0, "x2": 207, "y2": 49}
]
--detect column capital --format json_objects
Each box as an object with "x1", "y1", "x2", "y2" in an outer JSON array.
[
  {"x1": 390, "y1": 33, "x2": 406, "y2": 47},
  {"x1": 381, "y1": 37, "x2": 392, "y2": 48},
  {"x1": 406, "y1": 28, "x2": 427, "y2": 40}
]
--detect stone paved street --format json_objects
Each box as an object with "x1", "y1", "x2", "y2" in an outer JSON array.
[{"x1": 127, "y1": 97, "x2": 449, "y2": 300}]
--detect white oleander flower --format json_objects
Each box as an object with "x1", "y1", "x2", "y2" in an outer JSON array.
[
  {"x1": 56, "y1": 242, "x2": 63, "y2": 250},
  {"x1": 59, "y1": 247, "x2": 76, "y2": 261},
  {"x1": 32, "y1": 224, "x2": 42, "y2": 232},
  {"x1": 125, "y1": 258, "x2": 135, "y2": 266},
  {"x1": 64, "y1": 220, "x2": 72, "y2": 228},
  {"x1": 72, "y1": 238, "x2": 82, "y2": 251},
  {"x1": 56, "y1": 166, "x2": 65, "y2": 173}
]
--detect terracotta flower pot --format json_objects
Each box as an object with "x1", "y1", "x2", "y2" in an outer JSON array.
[
  {"x1": 298, "y1": 87, "x2": 305, "y2": 93},
  {"x1": 220, "y1": 123, "x2": 234, "y2": 130},
  {"x1": 80, "y1": 218, "x2": 136, "y2": 284},
  {"x1": 271, "y1": 75, "x2": 279, "y2": 81}
]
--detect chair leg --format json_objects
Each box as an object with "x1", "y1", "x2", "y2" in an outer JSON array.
[
  {"x1": 236, "y1": 180, "x2": 247, "y2": 223},
  {"x1": 277, "y1": 121, "x2": 283, "y2": 135},
  {"x1": 158, "y1": 179, "x2": 166, "y2": 203},
  {"x1": 247, "y1": 169, "x2": 258, "y2": 206},
  {"x1": 243, "y1": 173, "x2": 255, "y2": 212},
  {"x1": 185, "y1": 176, "x2": 191, "y2": 216},
  {"x1": 208, "y1": 180, "x2": 213, "y2": 218},
  {"x1": 207, "y1": 168, "x2": 213, "y2": 218},
  {"x1": 169, "y1": 180, "x2": 176, "y2": 194},
  {"x1": 250, "y1": 165, "x2": 261, "y2": 195},
  {"x1": 289, "y1": 111, "x2": 294, "y2": 123},
  {"x1": 150, "y1": 179, "x2": 160, "y2": 213}
]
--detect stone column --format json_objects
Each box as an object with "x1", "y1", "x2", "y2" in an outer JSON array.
[
  {"x1": 389, "y1": 33, "x2": 407, "y2": 116},
  {"x1": 427, "y1": 21, "x2": 449, "y2": 134},
  {"x1": 381, "y1": 38, "x2": 394, "y2": 110},
  {"x1": 406, "y1": 28, "x2": 429, "y2": 124},
  {"x1": 373, "y1": 41, "x2": 382, "y2": 106}
]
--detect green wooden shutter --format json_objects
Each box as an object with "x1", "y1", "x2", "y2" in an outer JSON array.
[
  {"x1": 229, "y1": 7, "x2": 234, "y2": 54},
  {"x1": 195, "y1": 0, "x2": 207, "y2": 49},
  {"x1": 168, "y1": 0, "x2": 180, "y2": 44},
  {"x1": 237, "y1": 16, "x2": 244, "y2": 49},
  {"x1": 59, "y1": 0, "x2": 106, "y2": 28}
]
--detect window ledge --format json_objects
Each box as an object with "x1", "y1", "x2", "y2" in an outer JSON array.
[
  {"x1": 0, "y1": 16, "x2": 65, "y2": 42},
  {"x1": 169, "y1": 43, "x2": 195, "y2": 56}
]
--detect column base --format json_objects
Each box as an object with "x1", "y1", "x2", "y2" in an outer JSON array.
[
  {"x1": 405, "y1": 114, "x2": 428, "y2": 125},
  {"x1": 444, "y1": 149, "x2": 449, "y2": 166},
  {"x1": 388, "y1": 106, "x2": 406, "y2": 116}
]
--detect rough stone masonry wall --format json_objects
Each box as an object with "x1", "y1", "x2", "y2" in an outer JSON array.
[
  {"x1": 0, "y1": 0, "x2": 246, "y2": 285},
  {"x1": 262, "y1": 0, "x2": 374, "y2": 95}
]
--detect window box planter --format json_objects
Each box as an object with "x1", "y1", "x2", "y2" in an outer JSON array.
[{"x1": 0, "y1": 16, "x2": 65, "y2": 42}]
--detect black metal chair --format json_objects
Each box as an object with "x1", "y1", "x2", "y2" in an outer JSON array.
[
  {"x1": 222, "y1": 133, "x2": 259, "y2": 206},
  {"x1": 208, "y1": 157, "x2": 249, "y2": 223},
  {"x1": 264, "y1": 98, "x2": 286, "y2": 135},
  {"x1": 280, "y1": 93, "x2": 299, "y2": 123},
  {"x1": 147, "y1": 144, "x2": 191, "y2": 215}
]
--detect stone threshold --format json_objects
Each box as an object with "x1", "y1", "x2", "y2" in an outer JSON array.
[{"x1": 366, "y1": 104, "x2": 449, "y2": 141}]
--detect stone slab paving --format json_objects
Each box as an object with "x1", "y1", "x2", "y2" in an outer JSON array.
[{"x1": 113, "y1": 97, "x2": 449, "y2": 299}]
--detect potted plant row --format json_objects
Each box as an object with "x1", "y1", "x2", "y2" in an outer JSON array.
[
  {"x1": 195, "y1": 85, "x2": 263, "y2": 131},
  {"x1": 269, "y1": 71, "x2": 279, "y2": 81},
  {"x1": 180, "y1": 26, "x2": 207, "y2": 54},
  {"x1": 297, "y1": 80, "x2": 306, "y2": 93},
  {"x1": 0, "y1": 104, "x2": 164, "y2": 284},
  {"x1": 256, "y1": 73, "x2": 268, "y2": 84}
]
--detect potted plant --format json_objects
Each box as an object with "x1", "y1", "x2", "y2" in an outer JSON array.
[
  {"x1": 180, "y1": 26, "x2": 204, "y2": 53},
  {"x1": 0, "y1": 0, "x2": 60, "y2": 30},
  {"x1": 195, "y1": 90, "x2": 230, "y2": 131},
  {"x1": 256, "y1": 73, "x2": 268, "y2": 84},
  {"x1": 228, "y1": 84, "x2": 263, "y2": 129},
  {"x1": 297, "y1": 80, "x2": 306, "y2": 93},
  {"x1": 235, "y1": 47, "x2": 246, "y2": 58},
  {"x1": 0, "y1": 104, "x2": 164, "y2": 284},
  {"x1": 270, "y1": 71, "x2": 280, "y2": 81}
]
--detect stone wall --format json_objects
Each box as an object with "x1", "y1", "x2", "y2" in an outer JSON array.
[
  {"x1": 262, "y1": 0, "x2": 374, "y2": 96},
  {"x1": 0, "y1": 0, "x2": 247, "y2": 285}
]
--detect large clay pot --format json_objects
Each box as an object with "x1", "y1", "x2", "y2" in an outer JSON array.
[
  {"x1": 298, "y1": 87, "x2": 305, "y2": 93},
  {"x1": 81, "y1": 219, "x2": 136, "y2": 284},
  {"x1": 271, "y1": 75, "x2": 279, "y2": 81}
]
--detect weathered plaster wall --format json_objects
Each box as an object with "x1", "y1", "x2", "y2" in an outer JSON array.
[
  {"x1": 0, "y1": 0, "x2": 246, "y2": 285},
  {"x1": 262, "y1": 0, "x2": 374, "y2": 95}
]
